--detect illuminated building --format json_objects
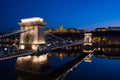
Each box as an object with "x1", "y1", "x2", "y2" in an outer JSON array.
[
  {"x1": 46, "y1": 25, "x2": 68, "y2": 33},
  {"x1": 94, "y1": 28, "x2": 107, "y2": 32},
  {"x1": 45, "y1": 25, "x2": 87, "y2": 42},
  {"x1": 94, "y1": 27, "x2": 120, "y2": 32},
  {"x1": 93, "y1": 27, "x2": 120, "y2": 45},
  {"x1": 45, "y1": 28, "x2": 55, "y2": 33},
  {"x1": 68, "y1": 28, "x2": 77, "y2": 33},
  {"x1": 59, "y1": 25, "x2": 63, "y2": 32},
  {"x1": 107, "y1": 27, "x2": 120, "y2": 31},
  {"x1": 46, "y1": 25, "x2": 87, "y2": 33},
  {"x1": 107, "y1": 36, "x2": 120, "y2": 45}
]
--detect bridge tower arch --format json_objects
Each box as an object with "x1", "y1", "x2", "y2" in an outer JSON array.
[
  {"x1": 18, "y1": 17, "x2": 46, "y2": 51},
  {"x1": 83, "y1": 33, "x2": 92, "y2": 46}
]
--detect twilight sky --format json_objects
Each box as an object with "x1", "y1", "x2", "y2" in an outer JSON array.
[{"x1": 1, "y1": 0, "x2": 120, "y2": 32}]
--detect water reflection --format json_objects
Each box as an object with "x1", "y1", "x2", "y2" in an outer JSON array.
[
  {"x1": 15, "y1": 46, "x2": 90, "y2": 80},
  {"x1": 94, "y1": 47, "x2": 120, "y2": 59},
  {"x1": 64, "y1": 47, "x2": 120, "y2": 80},
  {"x1": 16, "y1": 54, "x2": 53, "y2": 80},
  {"x1": 48, "y1": 45, "x2": 83, "y2": 60},
  {"x1": 84, "y1": 53, "x2": 93, "y2": 62},
  {"x1": 15, "y1": 46, "x2": 120, "y2": 80}
]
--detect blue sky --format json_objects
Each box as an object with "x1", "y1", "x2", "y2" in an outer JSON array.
[{"x1": 1, "y1": 0, "x2": 120, "y2": 32}]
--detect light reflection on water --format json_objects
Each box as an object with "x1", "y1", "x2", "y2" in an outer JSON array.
[
  {"x1": 64, "y1": 47, "x2": 120, "y2": 80},
  {"x1": 16, "y1": 54, "x2": 52, "y2": 74},
  {"x1": 0, "y1": 46, "x2": 120, "y2": 80}
]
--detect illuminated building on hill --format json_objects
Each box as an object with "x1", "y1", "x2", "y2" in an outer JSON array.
[
  {"x1": 94, "y1": 28, "x2": 107, "y2": 32},
  {"x1": 107, "y1": 27, "x2": 120, "y2": 31},
  {"x1": 46, "y1": 25, "x2": 87, "y2": 33},
  {"x1": 93, "y1": 27, "x2": 120, "y2": 45}
]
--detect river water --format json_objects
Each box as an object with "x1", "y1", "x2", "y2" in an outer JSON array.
[{"x1": 0, "y1": 45, "x2": 120, "y2": 80}]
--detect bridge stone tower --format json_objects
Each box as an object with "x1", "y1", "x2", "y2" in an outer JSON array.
[
  {"x1": 18, "y1": 17, "x2": 46, "y2": 51},
  {"x1": 83, "y1": 33, "x2": 92, "y2": 46}
]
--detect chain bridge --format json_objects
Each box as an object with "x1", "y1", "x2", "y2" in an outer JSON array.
[{"x1": 0, "y1": 17, "x2": 94, "y2": 61}]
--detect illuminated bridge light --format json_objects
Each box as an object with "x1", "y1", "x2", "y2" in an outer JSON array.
[{"x1": 21, "y1": 17, "x2": 44, "y2": 23}]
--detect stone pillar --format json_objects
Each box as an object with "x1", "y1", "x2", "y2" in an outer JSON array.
[
  {"x1": 18, "y1": 17, "x2": 46, "y2": 51},
  {"x1": 83, "y1": 33, "x2": 92, "y2": 46}
]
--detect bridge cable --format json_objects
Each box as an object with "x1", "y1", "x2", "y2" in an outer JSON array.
[
  {"x1": 45, "y1": 31, "x2": 74, "y2": 43},
  {"x1": 0, "y1": 28, "x2": 33, "y2": 39}
]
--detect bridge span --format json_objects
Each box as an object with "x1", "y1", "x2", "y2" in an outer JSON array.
[{"x1": 0, "y1": 17, "x2": 93, "y2": 61}]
